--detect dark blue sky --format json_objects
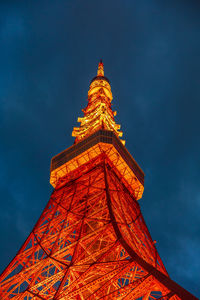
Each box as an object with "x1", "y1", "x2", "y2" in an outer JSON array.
[{"x1": 0, "y1": 0, "x2": 200, "y2": 297}]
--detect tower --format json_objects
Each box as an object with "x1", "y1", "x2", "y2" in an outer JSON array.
[{"x1": 0, "y1": 61, "x2": 197, "y2": 299}]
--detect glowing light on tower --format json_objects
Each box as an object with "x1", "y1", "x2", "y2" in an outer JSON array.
[{"x1": 0, "y1": 61, "x2": 197, "y2": 300}]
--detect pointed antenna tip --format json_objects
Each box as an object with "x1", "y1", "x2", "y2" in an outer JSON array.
[{"x1": 97, "y1": 59, "x2": 104, "y2": 76}]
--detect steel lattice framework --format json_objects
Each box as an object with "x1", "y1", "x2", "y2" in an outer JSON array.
[{"x1": 0, "y1": 62, "x2": 197, "y2": 299}]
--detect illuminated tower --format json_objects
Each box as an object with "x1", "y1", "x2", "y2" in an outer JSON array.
[{"x1": 0, "y1": 61, "x2": 197, "y2": 299}]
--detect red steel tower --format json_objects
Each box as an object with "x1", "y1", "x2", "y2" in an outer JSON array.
[{"x1": 0, "y1": 61, "x2": 197, "y2": 299}]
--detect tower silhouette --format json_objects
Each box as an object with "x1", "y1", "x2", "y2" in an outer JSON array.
[{"x1": 0, "y1": 62, "x2": 197, "y2": 299}]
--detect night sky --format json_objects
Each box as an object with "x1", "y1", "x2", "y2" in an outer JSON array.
[{"x1": 0, "y1": 0, "x2": 200, "y2": 297}]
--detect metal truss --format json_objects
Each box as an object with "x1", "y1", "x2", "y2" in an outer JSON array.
[{"x1": 0, "y1": 154, "x2": 197, "y2": 299}]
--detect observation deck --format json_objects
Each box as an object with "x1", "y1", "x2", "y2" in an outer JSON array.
[{"x1": 50, "y1": 130, "x2": 144, "y2": 200}]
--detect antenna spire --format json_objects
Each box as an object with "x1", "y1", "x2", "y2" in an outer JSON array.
[{"x1": 97, "y1": 59, "x2": 104, "y2": 76}]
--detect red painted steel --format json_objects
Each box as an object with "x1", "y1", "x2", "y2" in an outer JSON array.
[{"x1": 0, "y1": 155, "x2": 197, "y2": 299}]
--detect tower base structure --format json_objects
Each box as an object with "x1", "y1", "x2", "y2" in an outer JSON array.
[{"x1": 0, "y1": 130, "x2": 197, "y2": 299}]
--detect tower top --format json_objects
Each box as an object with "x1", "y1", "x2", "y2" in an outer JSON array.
[
  {"x1": 97, "y1": 59, "x2": 104, "y2": 76},
  {"x1": 72, "y1": 61, "x2": 124, "y2": 144}
]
